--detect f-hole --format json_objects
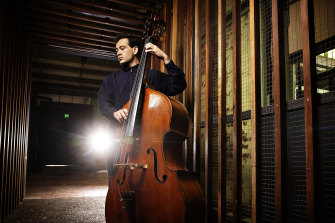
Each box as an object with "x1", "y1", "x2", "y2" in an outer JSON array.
[{"x1": 147, "y1": 148, "x2": 167, "y2": 183}]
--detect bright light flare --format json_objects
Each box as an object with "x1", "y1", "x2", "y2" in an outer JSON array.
[{"x1": 89, "y1": 128, "x2": 114, "y2": 153}]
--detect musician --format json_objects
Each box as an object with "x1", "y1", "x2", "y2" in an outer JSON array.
[{"x1": 98, "y1": 35, "x2": 186, "y2": 123}]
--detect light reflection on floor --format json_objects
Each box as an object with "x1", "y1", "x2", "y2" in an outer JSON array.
[{"x1": 26, "y1": 166, "x2": 109, "y2": 200}]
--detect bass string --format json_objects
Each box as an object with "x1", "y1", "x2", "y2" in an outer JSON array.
[
  {"x1": 112, "y1": 37, "x2": 151, "y2": 197},
  {"x1": 113, "y1": 37, "x2": 151, "y2": 165}
]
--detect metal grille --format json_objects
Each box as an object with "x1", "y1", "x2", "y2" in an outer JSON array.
[
  {"x1": 286, "y1": 0, "x2": 304, "y2": 101},
  {"x1": 314, "y1": 0, "x2": 335, "y2": 94},
  {"x1": 286, "y1": 107, "x2": 306, "y2": 223},
  {"x1": 199, "y1": 0, "x2": 206, "y2": 191},
  {"x1": 241, "y1": 7, "x2": 251, "y2": 113},
  {"x1": 241, "y1": 119, "x2": 251, "y2": 220},
  {"x1": 259, "y1": 0, "x2": 276, "y2": 222},
  {"x1": 212, "y1": 0, "x2": 219, "y2": 212},
  {"x1": 284, "y1": 1, "x2": 308, "y2": 221},
  {"x1": 318, "y1": 100, "x2": 335, "y2": 222},
  {"x1": 226, "y1": 122, "x2": 234, "y2": 220},
  {"x1": 314, "y1": 1, "x2": 335, "y2": 220},
  {"x1": 260, "y1": 0, "x2": 273, "y2": 107},
  {"x1": 261, "y1": 113, "x2": 276, "y2": 223},
  {"x1": 241, "y1": 2, "x2": 252, "y2": 220},
  {"x1": 225, "y1": 0, "x2": 234, "y2": 218}
]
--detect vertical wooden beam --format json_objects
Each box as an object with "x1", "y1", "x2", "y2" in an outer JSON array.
[
  {"x1": 193, "y1": 0, "x2": 201, "y2": 174},
  {"x1": 218, "y1": 0, "x2": 227, "y2": 222},
  {"x1": 177, "y1": 0, "x2": 185, "y2": 103},
  {"x1": 205, "y1": 0, "x2": 214, "y2": 221},
  {"x1": 161, "y1": 2, "x2": 168, "y2": 72},
  {"x1": 177, "y1": 0, "x2": 185, "y2": 70},
  {"x1": 301, "y1": 0, "x2": 317, "y2": 222},
  {"x1": 171, "y1": 0, "x2": 178, "y2": 63},
  {"x1": 185, "y1": 0, "x2": 194, "y2": 171},
  {"x1": 164, "y1": 0, "x2": 172, "y2": 72},
  {"x1": 250, "y1": 0, "x2": 261, "y2": 222},
  {"x1": 272, "y1": 0, "x2": 287, "y2": 222},
  {"x1": 232, "y1": 0, "x2": 242, "y2": 222}
]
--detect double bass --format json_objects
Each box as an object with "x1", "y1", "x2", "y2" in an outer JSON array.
[{"x1": 105, "y1": 13, "x2": 205, "y2": 223}]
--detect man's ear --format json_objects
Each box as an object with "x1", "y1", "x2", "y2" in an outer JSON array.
[{"x1": 133, "y1": 46, "x2": 138, "y2": 55}]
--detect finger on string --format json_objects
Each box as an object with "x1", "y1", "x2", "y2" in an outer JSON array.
[{"x1": 121, "y1": 111, "x2": 127, "y2": 120}]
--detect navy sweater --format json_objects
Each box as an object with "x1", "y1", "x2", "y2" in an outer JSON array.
[{"x1": 97, "y1": 60, "x2": 186, "y2": 120}]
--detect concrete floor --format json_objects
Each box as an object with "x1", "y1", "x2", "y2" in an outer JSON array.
[{"x1": 4, "y1": 166, "x2": 109, "y2": 223}]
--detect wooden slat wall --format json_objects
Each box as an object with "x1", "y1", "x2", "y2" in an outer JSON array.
[
  {"x1": 232, "y1": 0, "x2": 242, "y2": 222},
  {"x1": 0, "y1": 0, "x2": 31, "y2": 221},
  {"x1": 250, "y1": 0, "x2": 261, "y2": 222},
  {"x1": 301, "y1": 0, "x2": 317, "y2": 222},
  {"x1": 272, "y1": 0, "x2": 287, "y2": 222},
  {"x1": 205, "y1": 0, "x2": 214, "y2": 221},
  {"x1": 217, "y1": 0, "x2": 226, "y2": 222}
]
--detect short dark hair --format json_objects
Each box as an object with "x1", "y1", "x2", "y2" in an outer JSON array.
[{"x1": 115, "y1": 35, "x2": 143, "y2": 58}]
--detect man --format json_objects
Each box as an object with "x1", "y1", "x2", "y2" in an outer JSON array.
[{"x1": 97, "y1": 35, "x2": 186, "y2": 123}]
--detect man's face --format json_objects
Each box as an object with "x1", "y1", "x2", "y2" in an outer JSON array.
[{"x1": 115, "y1": 38, "x2": 138, "y2": 65}]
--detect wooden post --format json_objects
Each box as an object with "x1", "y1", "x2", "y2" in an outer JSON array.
[
  {"x1": 250, "y1": 0, "x2": 261, "y2": 222},
  {"x1": 232, "y1": 0, "x2": 242, "y2": 222},
  {"x1": 205, "y1": 0, "x2": 214, "y2": 221},
  {"x1": 177, "y1": 0, "x2": 185, "y2": 103},
  {"x1": 301, "y1": 0, "x2": 317, "y2": 222},
  {"x1": 163, "y1": 1, "x2": 172, "y2": 72},
  {"x1": 171, "y1": 0, "x2": 178, "y2": 65},
  {"x1": 185, "y1": 0, "x2": 194, "y2": 171},
  {"x1": 193, "y1": 0, "x2": 201, "y2": 175},
  {"x1": 272, "y1": 0, "x2": 287, "y2": 222},
  {"x1": 218, "y1": 0, "x2": 227, "y2": 222}
]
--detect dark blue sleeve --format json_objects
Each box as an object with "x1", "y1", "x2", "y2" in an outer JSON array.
[
  {"x1": 97, "y1": 74, "x2": 117, "y2": 119},
  {"x1": 147, "y1": 60, "x2": 187, "y2": 96}
]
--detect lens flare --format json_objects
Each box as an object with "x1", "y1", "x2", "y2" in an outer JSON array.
[{"x1": 89, "y1": 129, "x2": 113, "y2": 153}]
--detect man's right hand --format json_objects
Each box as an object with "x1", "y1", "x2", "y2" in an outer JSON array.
[{"x1": 113, "y1": 108, "x2": 128, "y2": 123}]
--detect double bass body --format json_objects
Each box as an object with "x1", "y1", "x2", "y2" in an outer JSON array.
[{"x1": 105, "y1": 87, "x2": 205, "y2": 223}]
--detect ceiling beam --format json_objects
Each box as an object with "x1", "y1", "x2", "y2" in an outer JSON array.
[
  {"x1": 26, "y1": 5, "x2": 145, "y2": 32},
  {"x1": 38, "y1": 0, "x2": 146, "y2": 25},
  {"x1": 28, "y1": 26, "x2": 115, "y2": 46},
  {"x1": 32, "y1": 61, "x2": 110, "y2": 76},
  {"x1": 33, "y1": 81, "x2": 99, "y2": 96},
  {"x1": 30, "y1": 32, "x2": 115, "y2": 50},
  {"x1": 68, "y1": 0, "x2": 147, "y2": 17},
  {"x1": 26, "y1": 11, "x2": 142, "y2": 37},
  {"x1": 27, "y1": 20, "x2": 115, "y2": 41},
  {"x1": 106, "y1": 0, "x2": 162, "y2": 11},
  {"x1": 32, "y1": 72, "x2": 103, "y2": 85},
  {"x1": 32, "y1": 57, "x2": 116, "y2": 73},
  {"x1": 33, "y1": 39, "x2": 117, "y2": 59}
]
